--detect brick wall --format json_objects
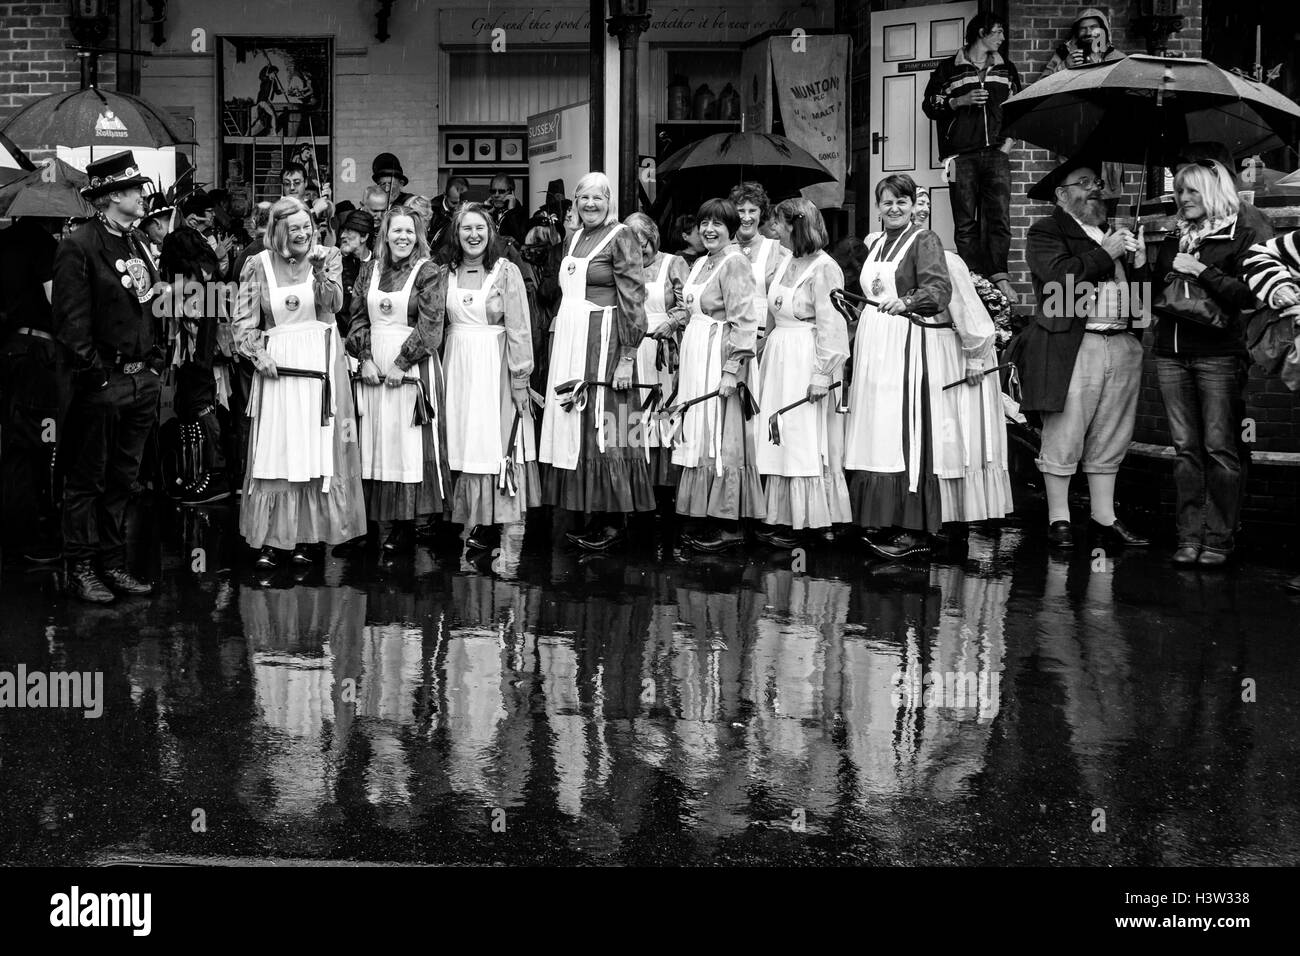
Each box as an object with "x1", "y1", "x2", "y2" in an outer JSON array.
[
  {"x1": 0, "y1": 0, "x2": 118, "y2": 159},
  {"x1": 1006, "y1": 0, "x2": 1202, "y2": 299}
]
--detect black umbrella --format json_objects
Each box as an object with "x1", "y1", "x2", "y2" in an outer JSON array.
[
  {"x1": 1004, "y1": 54, "x2": 1300, "y2": 229},
  {"x1": 0, "y1": 158, "x2": 94, "y2": 219},
  {"x1": 1, "y1": 86, "x2": 196, "y2": 154},
  {"x1": 657, "y1": 132, "x2": 835, "y2": 196}
]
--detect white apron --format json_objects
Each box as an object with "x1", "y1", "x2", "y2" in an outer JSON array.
[
  {"x1": 635, "y1": 253, "x2": 677, "y2": 449},
  {"x1": 248, "y1": 250, "x2": 336, "y2": 487},
  {"x1": 672, "y1": 251, "x2": 748, "y2": 473},
  {"x1": 356, "y1": 257, "x2": 427, "y2": 483},
  {"x1": 844, "y1": 229, "x2": 965, "y2": 493},
  {"x1": 539, "y1": 225, "x2": 624, "y2": 470},
  {"x1": 756, "y1": 253, "x2": 830, "y2": 478},
  {"x1": 445, "y1": 261, "x2": 519, "y2": 474},
  {"x1": 745, "y1": 236, "x2": 778, "y2": 331}
]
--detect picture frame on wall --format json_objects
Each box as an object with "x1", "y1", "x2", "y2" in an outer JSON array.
[
  {"x1": 217, "y1": 35, "x2": 333, "y2": 205},
  {"x1": 446, "y1": 138, "x2": 470, "y2": 164},
  {"x1": 473, "y1": 138, "x2": 497, "y2": 163},
  {"x1": 500, "y1": 137, "x2": 524, "y2": 163}
]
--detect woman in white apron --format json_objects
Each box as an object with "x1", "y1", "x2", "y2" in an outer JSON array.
[
  {"x1": 624, "y1": 212, "x2": 688, "y2": 491},
  {"x1": 233, "y1": 197, "x2": 366, "y2": 568},
  {"x1": 673, "y1": 198, "x2": 764, "y2": 552},
  {"x1": 754, "y1": 199, "x2": 851, "y2": 548},
  {"x1": 539, "y1": 171, "x2": 653, "y2": 552},
  {"x1": 345, "y1": 205, "x2": 450, "y2": 554},
  {"x1": 730, "y1": 181, "x2": 789, "y2": 341},
  {"x1": 844, "y1": 174, "x2": 987, "y2": 560},
  {"x1": 442, "y1": 203, "x2": 538, "y2": 552}
]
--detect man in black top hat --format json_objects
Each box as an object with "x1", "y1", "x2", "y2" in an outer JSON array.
[
  {"x1": 52, "y1": 149, "x2": 167, "y2": 603},
  {"x1": 372, "y1": 152, "x2": 414, "y2": 207}
]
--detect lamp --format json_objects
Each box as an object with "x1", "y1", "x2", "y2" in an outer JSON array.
[
  {"x1": 1135, "y1": 0, "x2": 1185, "y2": 56},
  {"x1": 69, "y1": 0, "x2": 112, "y2": 47},
  {"x1": 140, "y1": 0, "x2": 168, "y2": 47}
]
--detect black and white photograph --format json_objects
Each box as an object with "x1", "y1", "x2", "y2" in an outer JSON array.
[{"x1": 1, "y1": 0, "x2": 1297, "y2": 937}]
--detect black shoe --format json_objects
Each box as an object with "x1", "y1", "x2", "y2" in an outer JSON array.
[
  {"x1": 382, "y1": 525, "x2": 414, "y2": 553},
  {"x1": 863, "y1": 532, "x2": 930, "y2": 561},
  {"x1": 576, "y1": 526, "x2": 626, "y2": 552},
  {"x1": 563, "y1": 530, "x2": 591, "y2": 548},
  {"x1": 1089, "y1": 518, "x2": 1150, "y2": 548},
  {"x1": 1171, "y1": 545, "x2": 1200, "y2": 565},
  {"x1": 291, "y1": 545, "x2": 314, "y2": 566},
  {"x1": 22, "y1": 545, "x2": 63, "y2": 565},
  {"x1": 690, "y1": 530, "x2": 745, "y2": 553},
  {"x1": 179, "y1": 473, "x2": 231, "y2": 506},
  {"x1": 332, "y1": 535, "x2": 373, "y2": 556},
  {"x1": 68, "y1": 562, "x2": 115, "y2": 604},
  {"x1": 1284, "y1": 574, "x2": 1300, "y2": 593},
  {"x1": 465, "y1": 524, "x2": 500, "y2": 551},
  {"x1": 102, "y1": 566, "x2": 154, "y2": 595},
  {"x1": 755, "y1": 527, "x2": 799, "y2": 549},
  {"x1": 255, "y1": 546, "x2": 278, "y2": 570},
  {"x1": 1047, "y1": 520, "x2": 1075, "y2": 549}
]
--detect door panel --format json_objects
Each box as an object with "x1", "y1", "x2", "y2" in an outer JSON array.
[{"x1": 869, "y1": 1, "x2": 978, "y2": 246}]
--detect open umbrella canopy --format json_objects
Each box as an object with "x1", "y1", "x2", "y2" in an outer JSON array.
[
  {"x1": 657, "y1": 132, "x2": 834, "y2": 196},
  {"x1": 1003, "y1": 55, "x2": 1300, "y2": 164},
  {"x1": 0, "y1": 158, "x2": 94, "y2": 219},
  {"x1": 1, "y1": 86, "x2": 195, "y2": 151},
  {"x1": 0, "y1": 130, "x2": 36, "y2": 170}
]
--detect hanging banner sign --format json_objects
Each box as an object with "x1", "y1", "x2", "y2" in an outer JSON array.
[
  {"x1": 771, "y1": 35, "x2": 850, "y2": 208},
  {"x1": 527, "y1": 101, "x2": 590, "y2": 215}
]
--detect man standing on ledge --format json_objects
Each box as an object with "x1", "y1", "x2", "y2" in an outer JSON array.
[
  {"x1": 923, "y1": 11, "x2": 1022, "y2": 305},
  {"x1": 53, "y1": 150, "x2": 167, "y2": 603}
]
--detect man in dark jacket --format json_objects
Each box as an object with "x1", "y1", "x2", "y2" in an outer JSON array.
[
  {"x1": 0, "y1": 215, "x2": 67, "y2": 565},
  {"x1": 923, "y1": 12, "x2": 1022, "y2": 304},
  {"x1": 1006, "y1": 157, "x2": 1149, "y2": 551},
  {"x1": 428, "y1": 175, "x2": 468, "y2": 251},
  {"x1": 52, "y1": 150, "x2": 166, "y2": 602}
]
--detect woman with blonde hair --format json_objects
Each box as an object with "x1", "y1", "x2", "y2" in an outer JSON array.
[
  {"x1": 442, "y1": 202, "x2": 538, "y2": 552},
  {"x1": 345, "y1": 204, "x2": 449, "y2": 554},
  {"x1": 1145, "y1": 159, "x2": 1271, "y2": 567},
  {"x1": 539, "y1": 171, "x2": 652, "y2": 551},
  {"x1": 753, "y1": 198, "x2": 850, "y2": 547},
  {"x1": 233, "y1": 196, "x2": 366, "y2": 568},
  {"x1": 624, "y1": 210, "x2": 688, "y2": 489}
]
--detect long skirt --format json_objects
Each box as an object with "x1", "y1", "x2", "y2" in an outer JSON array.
[
  {"x1": 445, "y1": 324, "x2": 541, "y2": 527},
  {"x1": 755, "y1": 322, "x2": 850, "y2": 529},
  {"x1": 541, "y1": 302, "x2": 655, "y2": 515},
  {"x1": 356, "y1": 335, "x2": 451, "y2": 523},
  {"x1": 635, "y1": 326, "x2": 679, "y2": 488},
  {"x1": 240, "y1": 322, "x2": 367, "y2": 548},
  {"x1": 672, "y1": 316, "x2": 765, "y2": 521}
]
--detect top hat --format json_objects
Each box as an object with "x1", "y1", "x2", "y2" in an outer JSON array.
[
  {"x1": 1028, "y1": 154, "x2": 1105, "y2": 202},
  {"x1": 81, "y1": 150, "x2": 153, "y2": 200},
  {"x1": 371, "y1": 152, "x2": 408, "y2": 186},
  {"x1": 141, "y1": 191, "x2": 176, "y2": 224}
]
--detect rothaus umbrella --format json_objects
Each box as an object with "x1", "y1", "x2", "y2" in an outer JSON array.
[
  {"x1": 1003, "y1": 54, "x2": 1300, "y2": 230},
  {"x1": 0, "y1": 158, "x2": 93, "y2": 219},
  {"x1": 1, "y1": 86, "x2": 196, "y2": 156},
  {"x1": 657, "y1": 132, "x2": 835, "y2": 197},
  {"x1": 1, "y1": 131, "x2": 36, "y2": 170}
]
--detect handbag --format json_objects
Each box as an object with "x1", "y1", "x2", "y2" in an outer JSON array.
[
  {"x1": 1245, "y1": 307, "x2": 1294, "y2": 375},
  {"x1": 1152, "y1": 271, "x2": 1230, "y2": 330}
]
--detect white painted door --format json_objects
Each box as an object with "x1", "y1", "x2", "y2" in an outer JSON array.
[{"x1": 869, "y1": 2, "x2": 978, "y2": 246}]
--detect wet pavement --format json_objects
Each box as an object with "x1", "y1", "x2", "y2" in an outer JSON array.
[{"x1": 1, "y1": 503, "x2": 1298, "y2": 866}]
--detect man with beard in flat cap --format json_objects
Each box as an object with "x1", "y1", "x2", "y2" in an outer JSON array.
[
  {"x1": 52, "y1": 149, "x2": 168, "y2": 603},
  {"x1": 1007, "y1": 155, "x2": 1150, "y2": 552}
]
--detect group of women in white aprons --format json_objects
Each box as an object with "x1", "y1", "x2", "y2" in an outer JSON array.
[{"x1": 232, "y1": 172, "x2": 1011, "y2": 567}]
